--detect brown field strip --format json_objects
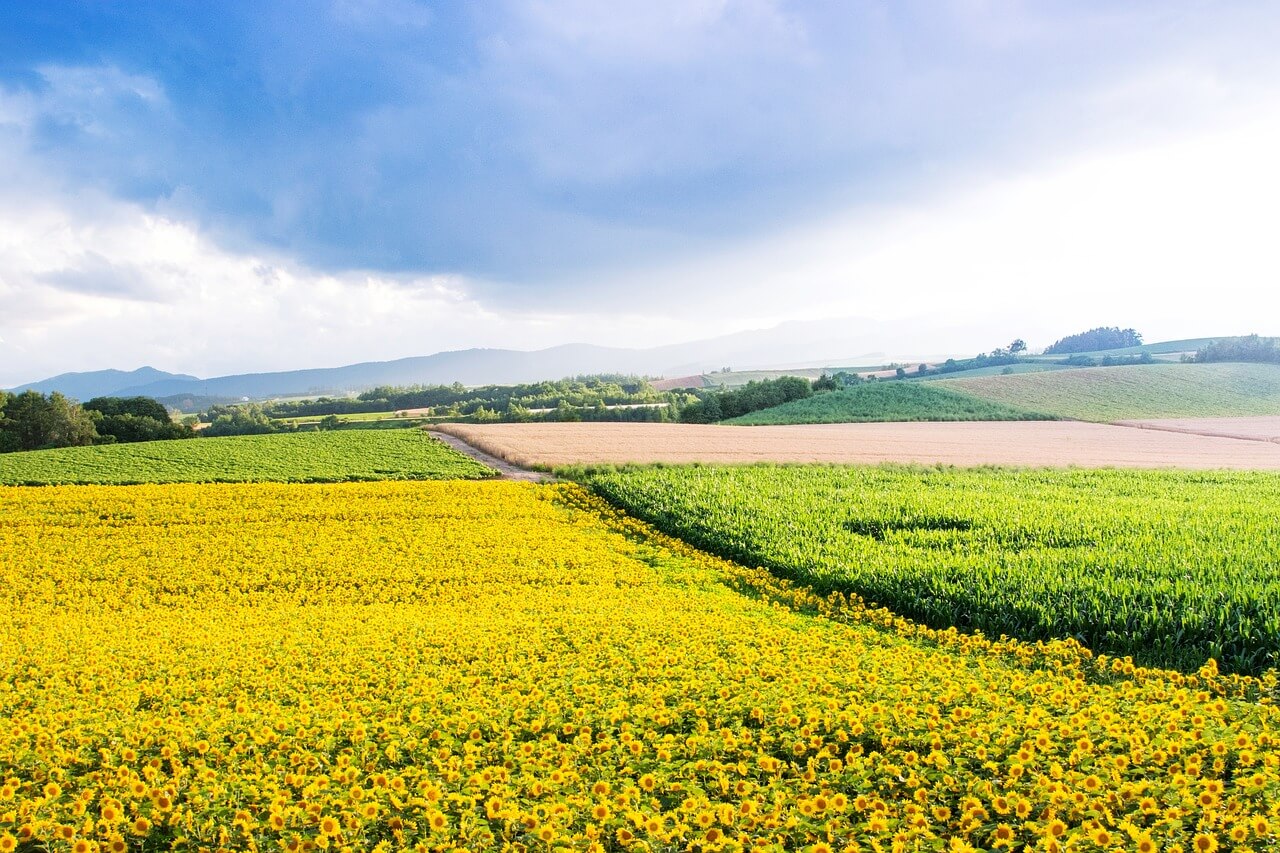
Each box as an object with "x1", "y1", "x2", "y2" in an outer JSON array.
[
  {"x1": 433, "y1": 421, "x2": 1280, "y2": 470},
  {"x1": 1114, "y1": 415, "x2": 1280, "y2": 444}
]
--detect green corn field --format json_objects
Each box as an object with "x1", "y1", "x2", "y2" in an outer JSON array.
[{"x1": 583, "y1": 464, "x2": 1280, "y2": 675}]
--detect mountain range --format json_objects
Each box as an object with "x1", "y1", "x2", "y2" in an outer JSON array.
[{"x1": 5, "y1": 317, "x2": 1009, "y2": 402}]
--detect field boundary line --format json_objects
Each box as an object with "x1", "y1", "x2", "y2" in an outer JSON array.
[{"x1": 1112, "y1": 420, "x2": 1280, "y2": 445}]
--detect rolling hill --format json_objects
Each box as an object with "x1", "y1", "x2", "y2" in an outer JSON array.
[
  {"x1": 723, "y1": 382, "x2": 1053, "y2": 425},
  {"x1": 942, "y1": 362, "x2": 1280, "y2": 421}
]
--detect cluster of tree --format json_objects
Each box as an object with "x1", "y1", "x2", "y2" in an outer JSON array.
[
  {"x1": 680, "y1": 376, "x2": 812, "y2": 423},
  {"x1": 83, "y1": 396, "x2": 195, "y2": 443},
  {"x1": 1044, "y1": 327, "x2": 1143, "y2": 354},
  {"x1": 989, "y1": 339, "x2": 1027, "y2": 358},
  {"x1": 202, "y1": 403, "x2": 292, "y2": 436},
  {"x1": 812, "y1": 372, "x2": 866, "y2": 391},
  {"x1": 1192, "y1": 335, "x2": 1280, "y2": 365},
  {"x1": 258, "y1": 376, "x2": 664, "y2": 420},
  {"x1": 0, "y1": 391, "x2": 98, "y2": 452},
  {"x1": 480, "y1": 400, "x2": 679, "y2": 424},
  {"x1": 0, "y1": 391, "x2": 193, "y2": 453},
  {"x1": 905, "y1": 352, "x2": 1022, "y2": 379},
  {"x1": 1060, "y1": 352, "x2": 1154, "y2": 367}
]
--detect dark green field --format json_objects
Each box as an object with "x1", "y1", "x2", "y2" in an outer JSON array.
[
  {"x1": 582, "y1": 464, "x2": 1280, "y2": 675},
  {"x1": 723, "y1": 382, "x2": 1052, "y2": 425},
  {"x1": 0, "y1": 430, "x2": 494, "y2": 485}
]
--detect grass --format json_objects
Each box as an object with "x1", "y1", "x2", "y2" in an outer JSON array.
[
  {"x1": 581, "y1": 464, "x2": 1280, "y2": 675},
  {"x1": 941, "y1": 362, "x2": 1280, "y2": 421},
  {"x1": 0, "y1": 429, "x2": 495, "y2": 485},
  {"x1": 723, "y1": 382, "x2": 1053, "y2": 424}
]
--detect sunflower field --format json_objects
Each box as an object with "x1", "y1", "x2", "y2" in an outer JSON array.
[{"x1": 1, "y1": 480, "x2": 1278, "y2": 852}]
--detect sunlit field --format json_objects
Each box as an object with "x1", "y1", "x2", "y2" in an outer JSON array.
[
  {"x1": 0, "y1": 430, "x2": 492, "y2": 486},
  {"x1": 2, "y1": 481, "x2": 1277, "y2": 852}
]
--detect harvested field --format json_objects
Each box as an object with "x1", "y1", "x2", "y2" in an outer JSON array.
[
  {"x1": 433, "y1": 421, "x2": 1280, "y2": 470},
  {"x1": 1116, "y1": 415, "x2": 1280, "y2": 444}
]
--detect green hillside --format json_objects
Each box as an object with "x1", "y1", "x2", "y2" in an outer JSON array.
[
  {"x1": 0, "y1": 429, "x2": 494, "y2": 485},
  {"x1": 724, "y1": 382, "x2": 1053, "y2": 425},
  {"x1": 916, "y1": 362, "x2": 1072, "y2": 380},
  {"x1": 943, "y1": 362, "x2": 1280, "y2": 421}
]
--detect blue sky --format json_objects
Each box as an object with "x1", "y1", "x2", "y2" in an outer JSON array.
[{"x1": 2, "y1": 1, "x2": 1279, "y2": 384}]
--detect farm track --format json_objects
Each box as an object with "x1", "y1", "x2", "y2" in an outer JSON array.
[
  {"x1": 429, "y1": 428, "x2": 557, "y2": 482},
  {"x1": 434, "y1": 420, "x2": 1280, "y2": 470},
  {"x1": 1113, "y1": 415, "x2": 1280, "y2": 445}
]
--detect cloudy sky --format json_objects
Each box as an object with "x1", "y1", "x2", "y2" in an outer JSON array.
[{"x1": 2, "y1": 1, "x2": 1278, "y2": 385}]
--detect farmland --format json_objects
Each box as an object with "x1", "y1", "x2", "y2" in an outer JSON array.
[
  {"x1": 1117, "y1": 415, "x2": 1280, "y2": 443},
  {"x1": 433, "y1": 420, "x2": 1280, "y2": 469},
  {"x1": 0, "y1": 429, "x2": 493, "y2": 485},
  {"x1": 272, "y1": 409, "x2": 431, "y2": 427},
  {"x1": 724, "y1": 382, "x2": 1051, "y2": 425},
  {"x1": 2, "y1": 480, "x2": 1278, "y2": 853},
  {"x1": 942, "y1": 362, "x2": 1280, "y2": 421},
  {"x1": 581, "y1": 464, "x2": 1280, "y2": 674}
]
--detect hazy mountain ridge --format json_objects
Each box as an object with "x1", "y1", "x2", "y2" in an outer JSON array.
[
  {"x1": 8, "y1": 317, "x2": 953, "y2": 400},
  {"x1": 13, "y1": 320, "x2": 1241, "y2": 403},
  {"x1": 8, "y1": 367, "x2": 199, "y2": 400}
]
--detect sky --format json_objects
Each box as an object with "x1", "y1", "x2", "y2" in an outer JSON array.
[{"x1": 2, "y1": 0, "x2": 1279, "y2": 385}]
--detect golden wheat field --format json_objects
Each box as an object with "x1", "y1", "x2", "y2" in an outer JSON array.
[
  {"x1": 2, "y1": 481, "x2": 1279, "y2": 853},
  {"x1": 431, "y1": 422, "x2": 1280, "y2": 470}
]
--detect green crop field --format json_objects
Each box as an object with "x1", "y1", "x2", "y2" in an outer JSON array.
[
  {"x1": 916, "y1": 361, "x2": 1073, "y2": 380},
  {"x1": 582, "y1": 464, "x2": 1280, "y2": 675},
  {"x1": 941, "y1": 362, "x2": 1280, "y2": 420},
  {"x1": 723, "y1": 382, "x2": 1053, "y2": 424},
  {"x1": 0, "y1": 430, "x2": 494, "y2": 485},
  {"x1": 274, "y1": 410, "x2": 432, "y2": 425},
  {"x1": 275, "y1": 410, "x2": 397, "y2": 424}
]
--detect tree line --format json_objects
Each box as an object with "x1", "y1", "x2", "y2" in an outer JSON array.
[
  {"x1": 259, "y1": 376, "x2": 664, "y2": 419},
  {"x1": 679, "y1": 377, "x2": 813, "y2": 423},
  {"x1": 1193, "y1": 335, "x2": 1280, "y2": 365},
  {"x1": 0, "y1": 392, "x2": 194, "y2": 453},
  {"x1": 1044, "y1": 327, "x2": 1144, "y2": 354}
]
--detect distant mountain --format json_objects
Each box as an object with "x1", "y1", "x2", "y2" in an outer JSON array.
[
  {"x1": 8, "y1": 316, "x2": 1011, "y2": 403},
  {"x1": 7, "y1": 366, "x2": 199, "y2": 400},
  {"x1": 114, "y1": 346, "x2": 654, "y2": 401}
]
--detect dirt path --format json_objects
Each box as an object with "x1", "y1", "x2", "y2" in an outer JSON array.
[
  {"x1": 1113, "y1": 416, "x2": 1280, "y2": 445},
  {"x1": 430, "y1": 429, "x2": 556, "y2": 482}
]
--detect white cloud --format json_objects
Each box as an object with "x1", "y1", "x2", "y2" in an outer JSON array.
[
  {"x1": 0, "y1": 187, "x2": 722, "y2": 386},
  {"x1": 0, "y1": 64, "x2": 742, "y2": 386},
  {"x1": 0, "y1": 113, "x2": 731, "y2": 386},
  {"x1": 577, "y1": 107, "x2": 1280, "y2": 349},
  {"x1": 4, "y1": 43, "x2": 1279, "y2": 388},
  {"x1": 5, "y1": 74, "x2": 1279, "y2": 387}
]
